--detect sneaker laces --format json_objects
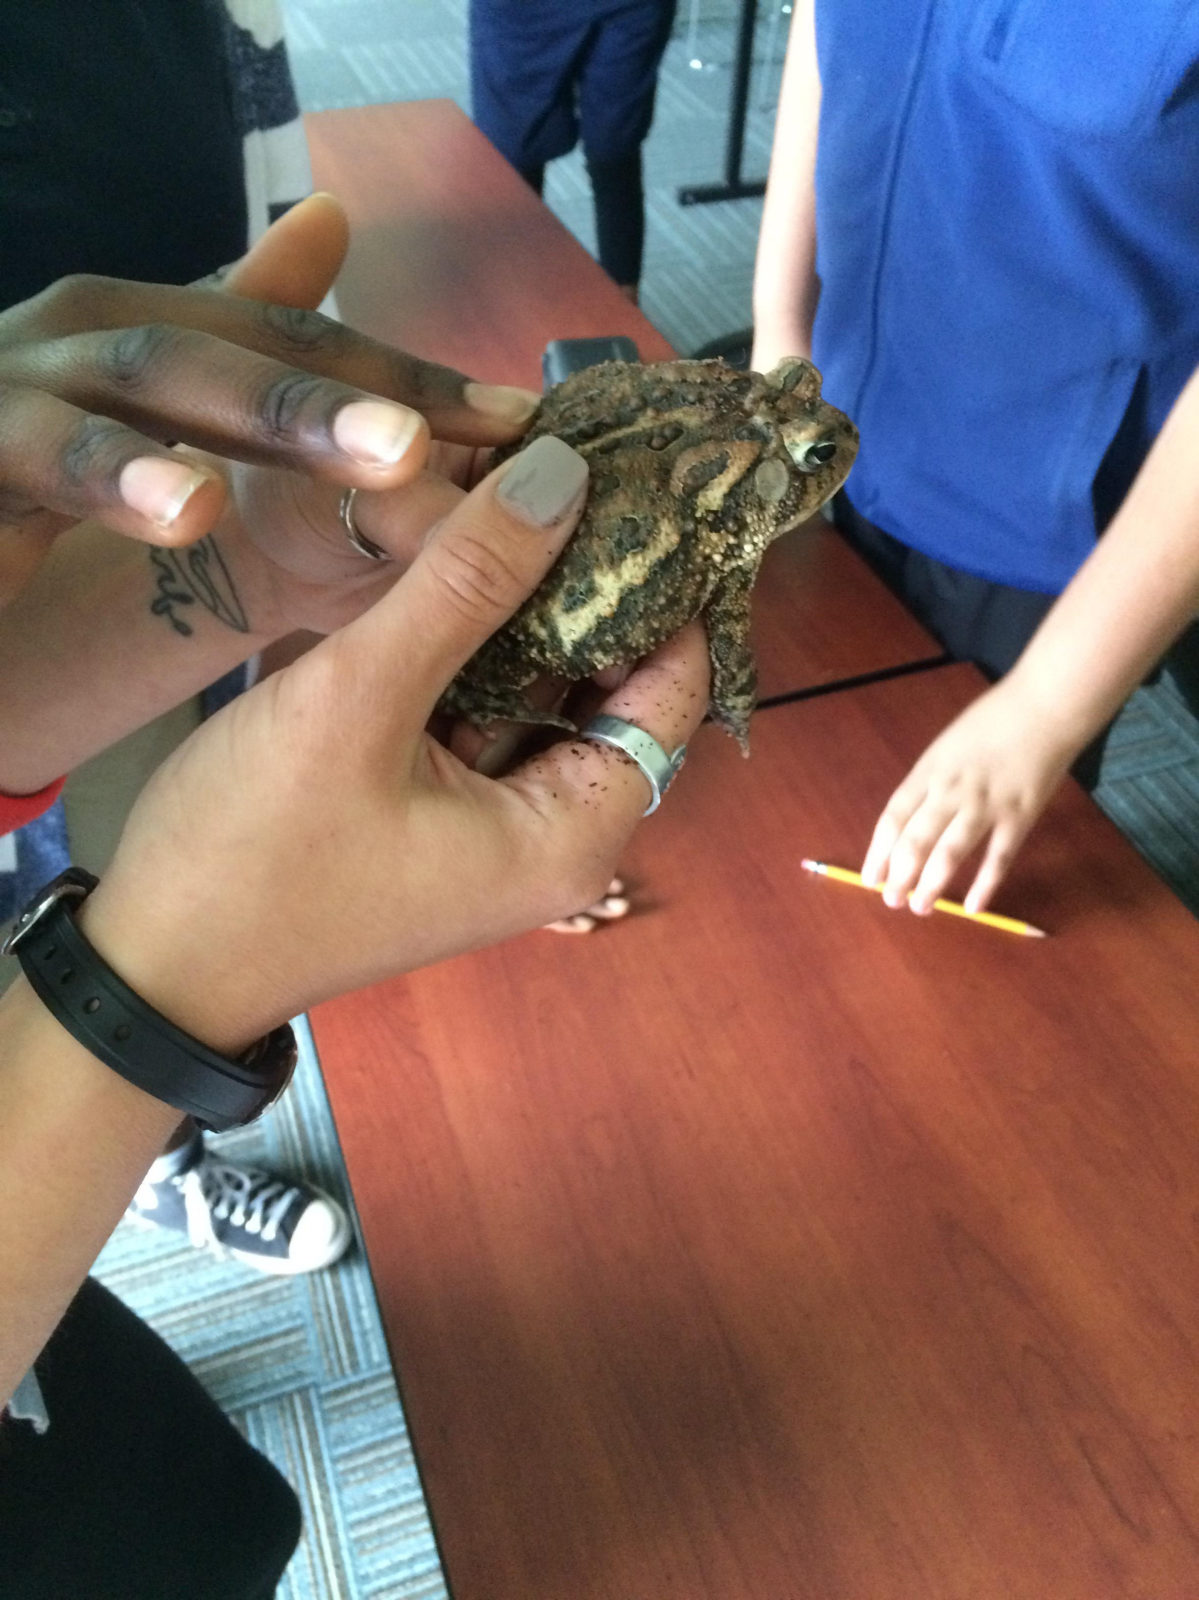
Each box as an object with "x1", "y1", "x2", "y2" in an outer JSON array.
[{"x1": 179, "y1": 1157, "x2": 301, "y2": 1255}]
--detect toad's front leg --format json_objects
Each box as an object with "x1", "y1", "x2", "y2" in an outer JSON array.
[{"x1": 703, "y1": 565, "x2": 757, "y2": 753}]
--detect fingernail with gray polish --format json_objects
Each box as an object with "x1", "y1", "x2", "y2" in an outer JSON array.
[{"x1": 497, "y1": 435, "x2": 589, "y2": 527}]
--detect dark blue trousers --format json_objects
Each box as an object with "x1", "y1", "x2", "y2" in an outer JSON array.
[{"x1": 470, "y1": 0, "x2": 676, "y2": 283}]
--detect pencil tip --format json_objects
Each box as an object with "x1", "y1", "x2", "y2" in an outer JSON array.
[{"x1": 800, "y1": 858, "x2": 818, "y2": 871}]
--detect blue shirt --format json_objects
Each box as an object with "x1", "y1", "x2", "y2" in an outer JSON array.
[{"x1": 811, "y1": 0, "x2": 1199, "y2": 593}]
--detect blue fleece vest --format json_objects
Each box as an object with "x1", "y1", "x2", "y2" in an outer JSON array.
[{"x1": 811, "y1": 0, "x2": 1199, "y2": 592}]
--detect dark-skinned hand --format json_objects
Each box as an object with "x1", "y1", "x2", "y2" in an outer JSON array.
[{"x1": 0, "y1": 193, "x2": 537, "y2": 571}]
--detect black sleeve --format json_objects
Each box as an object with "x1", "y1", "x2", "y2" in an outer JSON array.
[{"x1": 0, "y1": 0, "x2": 248, "y2": 311}]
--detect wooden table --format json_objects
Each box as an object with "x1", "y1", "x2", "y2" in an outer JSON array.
[
  {"x1": 307, "y1": 101, "x2": 1199, "y2": 1596},
  {"x1": 312, "y1": 665, "x2": 1199, "y2": 1599},
  {"x1": 305, "y1": 101, "x2": 941, "y2": 703}
]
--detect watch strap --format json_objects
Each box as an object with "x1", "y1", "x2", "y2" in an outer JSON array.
[{"x1": 8, "y1": 871, "x2": 294, "y2": 1132}]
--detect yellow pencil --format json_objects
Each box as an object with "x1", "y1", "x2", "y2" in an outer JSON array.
[{"x1": 800, "y1": 859, "x2": 1047, "y2": 938}]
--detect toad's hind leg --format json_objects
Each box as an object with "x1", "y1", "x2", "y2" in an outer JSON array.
[
  {"x1": 438, "y1": 674, "x2": 577, "y2": 733},
  {"x1": 438, "y1": 644, "x2": 577, "y2": 733},
  {"x1": 703, "y1": 566, "x2": 757, "y2": 753}
]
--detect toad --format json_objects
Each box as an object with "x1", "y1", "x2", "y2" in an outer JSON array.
[{"x1": 440, "y1": 356, "x2": 858, "y2": 750}]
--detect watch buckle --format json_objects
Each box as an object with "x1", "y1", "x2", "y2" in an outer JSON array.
[{"x1": 1, "y1": 868, "x2": 97, "y2": 958}]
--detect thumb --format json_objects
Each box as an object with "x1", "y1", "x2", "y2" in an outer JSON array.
[
  {"x1": 224, "y1": 192, "x2": 350, "y2": 309},
  {"x1": 342, "y1": 436, "x2": 589, "y2": 730}
]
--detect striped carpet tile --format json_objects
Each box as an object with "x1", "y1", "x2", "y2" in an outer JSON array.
[{"x1": 1095, "y1": 674, "x2": 1199, "y2": 916}]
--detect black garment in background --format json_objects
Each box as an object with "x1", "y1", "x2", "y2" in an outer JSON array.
[
  {"x1": 834, "y1": 493, "x2": 1199, "y2": 791},
  {"x1": 0, "y1": 1279, "x2": 301, "y2": 1600},
  {"x1": 518, "y1": 149, "x2": 645, "y2": 287},
  {"x1": 0, "y1": 0, "x2": 247, "y2": 310},
  {"x1": 587, "y1": 149, "x2": 644, "y2": 288}
]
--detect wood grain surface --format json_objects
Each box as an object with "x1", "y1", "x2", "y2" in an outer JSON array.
[
  {"x1": 311, "y1": 663, "x2": 1199, "y2": 1599},
  {"x1": 305, "y1": 99, "x2": 674, "y2": 388},
  {"x1": 752, "y1": 517, "x2": 940, "y2": 700},
  {"x1": 304, "y1": 100, "x2": 941, "y2": 701}
]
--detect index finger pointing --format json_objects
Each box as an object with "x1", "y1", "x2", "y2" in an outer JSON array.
[{"x1": 25, "y1": 275, "x2": 540, "y2": 448}]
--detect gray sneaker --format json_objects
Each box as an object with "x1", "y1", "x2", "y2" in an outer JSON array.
[{"x1": 127, "y1": 1132, "x2": 351, "y2": 1275}]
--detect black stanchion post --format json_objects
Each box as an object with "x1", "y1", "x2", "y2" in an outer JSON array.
[{"x1": 678, "y1": 0, "x2": 768, "y2": 206}]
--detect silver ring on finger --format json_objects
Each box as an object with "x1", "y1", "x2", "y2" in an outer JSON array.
[
  {"x1": 339, "y1": 487, "x2": 389, "y2": 561},
  {"x1": 580, "y1": 714, "x2": 687, "y2": 816}
]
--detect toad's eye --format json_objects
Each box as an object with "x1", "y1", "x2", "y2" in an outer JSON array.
[{"x1": 789, "y1": 438, "x2": 837, "y2": 472}]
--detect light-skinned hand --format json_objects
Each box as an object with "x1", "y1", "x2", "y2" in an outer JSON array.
[
  {"x1": 859, "y1": 675, "x2": 1080, "y2": 915},
  {"x1": 78, "y1": 437, "x2": 711, "y2": 1050}
]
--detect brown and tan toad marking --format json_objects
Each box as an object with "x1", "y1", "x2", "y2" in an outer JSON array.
[{"x1": 440, "y1": 356, "x2": 858, "y2": 750}]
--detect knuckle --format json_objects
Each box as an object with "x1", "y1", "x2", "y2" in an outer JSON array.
[
  {"x1": 256, "y1": 301, "x2": 348, "y2": 357},
  {"x1": 97, "y1": 322, "x2": 183, "y2": 389},
  {"x1": 0, "y1": 385, "x2": 49, "y2": 517},
  {"x1": 426, "y1": 530, "x2": 526, "y2": 623},
  {"x1": 890, "y1": 840, "x2": 925, "y2": 879},
  {"x1": 269, "y1": 646, "x2": 350, "y2": 770},
  {"x1": 386, "y1": 347, "x2": 462, "y2": 408},
  {"x1": 255, "y1": 369, "x2": 330, "y2": 440},
  {"x1": 38, "y1": 272, "x2": 120, "y2": 327},
  {"x1": 950, "y1": 804, "x2": 985, "y2": 839},
  {"x1": 922, "y1": 849, "x2": 957, "y2": 885},
  {"x1": 924, "y1": 773, "x2": 962, "y2": 808},
  {"x1": 881, "y1": 784, "x2": 919, "y2": 823},
  {"x1": 384, "y1": 348, "x2": 424, "y2": 396},
  {"x1": 60, "y1": 414, "x2": 131, "y2": 487},
  {"x1": 289, "y1": 635, "x2": 344, "y2": 716},
  {"x1": 878, "y1": 800, "x2": 908, "y2": 833},
  {"x1": 899, "y1": 816, "x2": 939, "y2": 854},
  {"x1": 577, "y1": 856, "x2": 618, "y2": 910}
]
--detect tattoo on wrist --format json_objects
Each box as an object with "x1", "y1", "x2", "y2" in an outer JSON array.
[{"x1": 149, "y1": 537, "x2": 249, "y2": 637}]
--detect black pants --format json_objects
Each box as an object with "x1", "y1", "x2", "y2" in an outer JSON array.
[
  {"x1": 835, "y1": 494, "x2": 1199, "y2": 790},
  {"x1": 0, "y1": 1279, "x2": 301, "y2": 1600},
  {"x1": 519, "y1": 149, "x2": 645, "y2": 286}
]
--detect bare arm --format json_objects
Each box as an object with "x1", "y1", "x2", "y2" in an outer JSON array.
[
  {"x1": 751, "y1": 0, "x2": 821, "y2": 371},
  {"x1": 0, "y1": 978, "x2": 182, "y2": 1408},
  {"x1": 0, "y1": 463, "x2": 465, "y2": 794},
  {"x1": 863, "y1": 363, "x2": 1199, "y2": 913},
  {"x1": 1003, "y1": 366, "x2": 1199, "y2": 741},
  {"x1": 0, "y1": 518, "x2": 271, "y2": 794}
]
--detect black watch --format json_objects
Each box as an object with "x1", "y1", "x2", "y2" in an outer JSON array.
[{"x1": 1, "y1": 868, "x2": 296, "y2": 1131}]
